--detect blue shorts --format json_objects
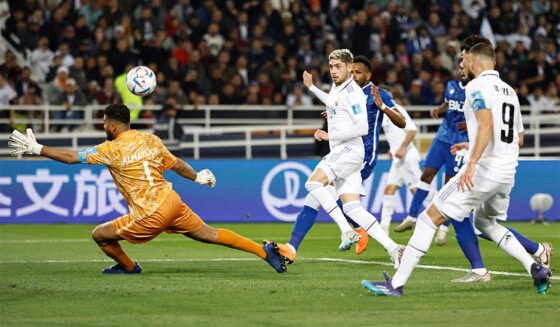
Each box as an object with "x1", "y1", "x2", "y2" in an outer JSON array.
[
  {"x1": 361, "y1": 162, "x2": 375, "y2": 180},
  {"x1": 424, "y1": 138, "x2": 464, "y2": 177}
]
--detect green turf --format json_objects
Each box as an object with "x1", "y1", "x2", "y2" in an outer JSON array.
[{"x1": 0, "y1": 222, "x2": 558, "y2": 326}]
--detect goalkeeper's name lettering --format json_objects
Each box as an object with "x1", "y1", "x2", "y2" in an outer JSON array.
[{"x1": 122, "y1": 147, "x2": 159, "y2": 165}]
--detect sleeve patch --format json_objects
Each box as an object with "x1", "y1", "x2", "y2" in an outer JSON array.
[
  {"x1": 471, "y1": 90, "x2": 487, "y2": 111},
  {"x1": 351, "y1": 103, "x2": 362, "y2": 115},
  {"x1": 78, "y1": 146, "x2": 97, "y2": 163}
]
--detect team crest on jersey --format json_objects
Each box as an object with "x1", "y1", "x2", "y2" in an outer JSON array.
[
  {"x1": 450, "y1": 88, "x2": 455, "y2": 94},
  {"x1": 352, "y1": 104, "x2": 362, "y2": 115}
]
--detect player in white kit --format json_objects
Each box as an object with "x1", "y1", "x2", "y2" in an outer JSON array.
[
  {"x1": 379, "y1": 101, "x2": 432, "y2": 234},
  {"x1": 362, "y1": 42, "x2": 552, "y2": 295},
  {"x1": 302, "y1": 49, "x2": 405, "y2": 266}
]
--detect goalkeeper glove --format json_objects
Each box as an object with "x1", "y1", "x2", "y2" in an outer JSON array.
[
  {"x1": 194, "y1": 169, "x2": 216, "y2": 187},
  {"x1": 8, "y1": 128, "x2": 43, "y2": 156}
]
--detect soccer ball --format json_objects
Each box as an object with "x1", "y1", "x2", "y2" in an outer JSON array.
[{"x1": 126, "y1": 66, "x2": 156, "y2": 96}]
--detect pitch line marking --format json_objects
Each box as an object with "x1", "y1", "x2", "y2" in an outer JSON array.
[{"x1": 0, "y1": 257, "x2": 557, "y2": 280}]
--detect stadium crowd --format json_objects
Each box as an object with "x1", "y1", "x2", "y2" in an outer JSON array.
[{"x1": 0, "y1": 0, "x2": 559, "y2": 131}]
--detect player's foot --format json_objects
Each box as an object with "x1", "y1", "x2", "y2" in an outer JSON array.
[
  {"x1": 435, "y1": 227, "x2": 448, "y2": 246},
  {"x1": 534, "y1": 242, "x2": 554, "y2": 268},
  {"x1": 263, "y1": 239, "x2": 296, "y2": 264},
  {"x1": 339, "y1": 230, "x2": 361, "y2": 251},
  {"x1": 452, "y1": 271, "x2": 491, "y2": 283},
  {"x1": 394, "y1": 217, "x2": 416, "y2": 232},
  {"x1": 531, "y1": 263, "x2": 551, "y2": 294},
  {"x1": 102, "y1": 262, "x2": 142, "y2": 274},
  {"x1": 362, "y1": 271, "x2": 403, "y2": 297},
  {"x1": 355, "y1": 228, "x2": 369, "y2": 254},
  {"x1": 389, "y1": 244, "x2": 406, "y2": 269},
  {"x1": 262, "y1": 241, "x2": 288, "y2": 273}
]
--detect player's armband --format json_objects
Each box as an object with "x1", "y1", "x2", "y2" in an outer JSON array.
[{"x1": 78, "y1": 146, "x2": 98, "y2": 163}]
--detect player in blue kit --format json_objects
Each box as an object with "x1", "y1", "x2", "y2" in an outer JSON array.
[{"x1": 269, "y1": 55, "x2": 406, "y2": 264}]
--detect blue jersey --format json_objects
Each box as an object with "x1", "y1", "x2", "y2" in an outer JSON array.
[
  {"x1": 360, "y1": 82, "x2": 392, "y2": 177},
  {"x1": 435, "y1": 80, "x2": 469, "y2": 145}
]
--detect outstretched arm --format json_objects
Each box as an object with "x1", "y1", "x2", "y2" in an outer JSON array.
[
  {"x1": 431, "y1": 102, "x2": 448, "y2": 119},
  {"x1": 303, "y1": 71, "x2": 329, "y2": 104},
  {"x1": 172, "y1": 158, "x2": 216, "y2": 187},
  {"x1": 8, "y1": 128, "x2": 80, "y2": 164}
]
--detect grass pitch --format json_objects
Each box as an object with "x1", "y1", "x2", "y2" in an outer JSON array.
[{"x1": 0, "y1": 222, "x2": 558, "y2": 326}]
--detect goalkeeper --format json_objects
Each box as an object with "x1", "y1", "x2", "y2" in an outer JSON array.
[{"x1": 8, "y1": 104, "x2": 288, "y2": 274}]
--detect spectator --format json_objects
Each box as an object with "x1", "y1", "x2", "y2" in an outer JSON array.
[
  {"x1": 30, "y1": 36, "x2": 54, "y2": 82},
  {"x1": 69, "y1": 57, "x2": 87, "y2": 92},
  {"x1": 79, "y1": 0, "x2": 103, "y2": 30},
  {"x1": 409, "y1": 79, "x2": 429, "y2": 106},
  {"x1": 528, "y1": 86, "x2": 556, "y2": 114},
  {"x1": 52, "y1": 78, "x2": 87, "y2": 132},
  {"x1": 46, "y1": 66, "x2": 69, "y2": 104},
  {"x1": 14, "y1": 67, "x2": 41, "y2": 100},
  {"x1": 203, "y1": 22, "x2": 225, "y2": 56},
  {"x1": 154, "y1": 103, "x2": 184, "y2": 142},
  {"x1": 0, "y1": 73, "x2": 17, "y2": 132},
  {"x1": 167, "y1": 79, "x2": 189, "y2": 105},
  {"x1": 286, "y1": 83, "x2": 312, "y2": 106}
]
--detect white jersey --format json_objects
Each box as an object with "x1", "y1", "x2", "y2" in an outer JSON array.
[
  {"x1": 310, "y1": 77, "x2": 368, "y2": 153},
  {"x1": 464, "y1": 70, "x2": 523, "y2": 183},
  {"x1": 382, "y1": 103, "x2": 418, "y2": 160}
]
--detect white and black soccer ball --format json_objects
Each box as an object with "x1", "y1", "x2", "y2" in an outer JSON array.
[{"x1": 126, "y1": 66, "x2": 156, "y2": 96}]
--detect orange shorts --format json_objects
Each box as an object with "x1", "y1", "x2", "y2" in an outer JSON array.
[{"x1": 112, "y1": 190, "x2": 204, "y2": 244}]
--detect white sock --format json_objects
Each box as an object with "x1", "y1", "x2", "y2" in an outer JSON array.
[
  {"x1": 418, "y1": 181, "x2": 431, "y2": 192},
  {"x1": 405, "y1": 215, "x2": 417, "y2": 223},
  {"x1": 287, "y1": 243, "x2": 297, "y2": 253},
  {"x1": 476, "y1": 219, "x2": 535, "y2": 274},
  {"x1": 534, "y1": 243, "x2": 544, "y2": 257},
  {"x1": 305, "y1": 181, "x2": 352, "y2": 233},
  {"x1": 425, "y1": 189, "x2": 436, "y2": 204},
  {"x1": 472, "y1": 268, "x2": 488, "y2": 275},
  {"x1": 343, "y1": 201, "x2": 398, "y2": 253},
  {"x1": 439, "y1": 224, "x2": 449, "y2": 232},
  {"x1": 392, "y1": 211, "x2": 437, "y2": 288},
  {"x1": 381, "y1": 194, "x2": 395, "y2": 231},
  {"x1": 303, "y1": 192, "x2": 321, "y2": 210}
]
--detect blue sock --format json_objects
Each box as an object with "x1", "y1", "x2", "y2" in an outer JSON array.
[
  {"x1": 506, "y1": 227, "x2": 539, "y2": 255},
  {"x1": 289, "y1": 205, "x2": 318, "y2": 251},
  {"x1": 408, "y1": 188, "x2": 429, "y2": 218},
  {"x1": 451, "y1": 219, "x2": 485, "y2": 269},
  {"x1": 442, "y1": 220, "x2": 450, "y2": 227},
  {"x1": 337, "y1": 199, "x2": 360, "y2": 229}
]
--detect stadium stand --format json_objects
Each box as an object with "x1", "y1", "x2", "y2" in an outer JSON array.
[{"x1": 0, "y1": 0, "x2": 558, "y2": 157}]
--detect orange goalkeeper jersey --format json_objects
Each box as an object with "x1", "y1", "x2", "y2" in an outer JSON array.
[{"x1": 78, "y1": 130, "x2": 178, "y2": 220}]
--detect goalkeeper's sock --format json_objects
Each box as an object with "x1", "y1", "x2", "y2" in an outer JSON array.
[
  {"x1": 505, "y1": 227, "x2": 539, "y2": 254},
  {"x1": 408, "y1": 181, "x2": 430, "y2": 218},
  {"x1": 100, "y1": 242, "x2": 137, "y2": 271},
  {"x1": 289, "y1": 205, "x2": 318, "y2": 251},
  {"x1": 216, "y1": 229, "x2": 266, "y2": 259}
]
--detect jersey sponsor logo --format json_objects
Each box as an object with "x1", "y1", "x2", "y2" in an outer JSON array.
[
  {"x1": 448, "y1": 100, "x2": 464, "y2": 112},
  {"x1": 471, "y1": 90, "x2": 487, "y2": 111},
  {"x1": 261, "y1": 162, "x2": 312, "y2": 222},
  {"x1": 352, "y1": 103, "x2": 362, "y2": 115}
]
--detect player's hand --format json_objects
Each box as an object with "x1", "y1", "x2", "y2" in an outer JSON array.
[
  {"x1": 450, "y1": 142, "x2": 469, "y2": 155},
  {"x1": 194, "y1": 169, "x2": 216, "y2": 187},
  {"x1": 321, "y1": 111, "x2": 327, "y2": 118},
  {"x1": 457, "y1": 121, "x2": 467, "y2": 133},
  {"x1": 430, "y1": 108, "x2": 439, "y2": 119},
  {"x1": 302, "y1": 71, "x2": 313, "y2": 89},
  {"x1": 457, "y1": 161, "x2": 475, "y2": 192},
  {"x1": 314, "y1": 129, "x2": 329, "y2": 141},
  {"x1": 371, "y1": 84, "x2": 384, "y2": 108},
  {"x1": 395, "y1": 147, "x2": 405, "y2": 158},
  {"x1": 8, "y1": 128, "x2": 42, "y2": 156}
]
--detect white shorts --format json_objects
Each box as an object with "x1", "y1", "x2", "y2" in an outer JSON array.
[
  {"x1": 316, "y1": 146, "x2": 365, "y2": 196},
  {"x1": 434, "y1": 166, "x2": 513, "y2": 222},
  {"x1": 387, "y1": 155, "x2": 421, "y2": 189}
]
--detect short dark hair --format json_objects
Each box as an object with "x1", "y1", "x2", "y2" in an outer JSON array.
[
  {"x1": 104, "y1": 104, "x2": 130, "y2": 124},
  {"x1": 461, "y1": 35, "x2": 492, "y2": 52},
  {"x1": 469, "y1": 42, "x2": 495, "y2": 61},
  {"x1": 353, "y1": 55, "x2": 372, "y2": 72}
]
